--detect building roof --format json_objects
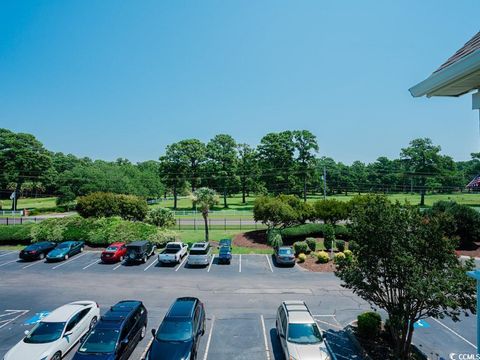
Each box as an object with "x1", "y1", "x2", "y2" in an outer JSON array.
[
  {"x1": 467, "y1": 175, "x2": 480, "y2": 189},
  {"x1": 409, "y1": 31, "x2": 480, "y2": 97}
]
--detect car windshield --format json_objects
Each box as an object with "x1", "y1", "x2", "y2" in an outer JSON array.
[
  {"x1": 26, "y1": 244, "x2": 40, "y2": 250},
  {"x1": 23, "y1": 322, "x2": 65, "y2": 344},
  {"x1": 279, "y1": 248, "x2": 292, "y2": 255},
  {"x1": 287, "y1": 323, "x2": 323, "y2": 344},
  {"x1": 58, "y1": 243, "x2": 70, "y2": 249},
  {"x1": 156, "y1": 320, "x2": 193, "y2": 342},
  {"x1": 106, "y1": 246, "x2": 118, "y2": 251},
  {"x1": 78, "y1": 328, "x2": 120, "y2": 353}
]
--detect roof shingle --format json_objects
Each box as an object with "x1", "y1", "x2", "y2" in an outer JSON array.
[{"x1": 435, "y1": 31, "x2": 480, "y2": 73}]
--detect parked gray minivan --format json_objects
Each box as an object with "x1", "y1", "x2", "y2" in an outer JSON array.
[{"x1": 187, "y1": 242, "x2": 212, "y2": 267}]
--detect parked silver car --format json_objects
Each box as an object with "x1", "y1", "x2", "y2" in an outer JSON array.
[
  {"x1": 276, "y1": 300, "x2": 330, "y2": 360},
  {"x1": 187, "y1": 242, "x2": 212, "y2": 267}
]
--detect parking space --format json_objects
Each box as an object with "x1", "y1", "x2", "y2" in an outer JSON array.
[{"x1": 240, "y1": 254, "x2": 273, "y2": 274}]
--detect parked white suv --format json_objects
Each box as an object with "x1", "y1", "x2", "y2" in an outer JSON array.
[
  {"x1": 4, "y1": 301, "x2": 100, "y2": 360},
  {"x1": 276, "y1": 300, "x2": 330, "y2": 360},
  {"x1": 187, "y1": 242, "x2": 212, "y2": 266}
]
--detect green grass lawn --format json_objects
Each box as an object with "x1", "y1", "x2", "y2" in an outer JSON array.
[{"x1": 0, "y1": 197, "x2": 58, "y2": 211}]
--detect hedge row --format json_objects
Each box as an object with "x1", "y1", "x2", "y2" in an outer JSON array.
[
  {"x1": 0, "y1": 216, "x2": 177, "y2": 247},
  {"x1": 280, "y1": 223, "x2": 350, "y2": 240}
]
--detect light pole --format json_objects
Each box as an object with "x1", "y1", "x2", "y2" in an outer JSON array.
[{"x1": 467, "y1": 269, "x2": 480, "y2": 354}]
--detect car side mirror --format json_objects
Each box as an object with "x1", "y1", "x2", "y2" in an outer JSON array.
[
  {"x1": 322, "y1": 333, "x2": 327, "y2": 339},
  {"x1": 24, "y1": 330, "x2": 30, "y2": 336},
  {"x1": 151, "y1": 329, "x2": 156, "y2": 337},
  {"x1": 64, "y1": 331, "x2": 73, "y2": 337}
]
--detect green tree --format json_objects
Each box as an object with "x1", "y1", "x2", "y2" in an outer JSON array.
[
  {"x1": 191, "y1": 187, "x2": 219, "y2": 241},
  {"x1": 177, "y1": 139, "x2": 206, "y2": 192},
  {"x1": 206, "y1": 134, "x2": 238, "y2": 208},
  {"x1": 293, "y1": 130, "x2": 319, "y2": 201},
  {"x1": 0, "y1": 129, "x2": 52, "y2": 210},
  {"x1": 145, "y1": 207, "x2": 176, "y2": 228},
  {"x1": 313, "y1": 199, "x2": 349, "y2": 224},
  {"x1": 237, "y1": 143, "x2": 259, "y2": 204},
  {"x1": 336, "y1": 195, "x2": 476, "y2": 359},
  {"x1": 159, "y1": 143, "x2": 188, "y2": 209},
  {"x1": 401, "y1": 138, "x2": 442, "y2": 205}
]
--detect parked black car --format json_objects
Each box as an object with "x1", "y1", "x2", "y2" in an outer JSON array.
[
  {"x1": 125, "y1": 241, "x2": 156, "y2": 264},
  {"x1": 19, "y1": 241, "x2": 57, "y2": 261},
  {"x1": 73, "y1": 300, "x2": 148, "y2": 360},
  {"x1": 146, "y1": 297, "x2": 206, "y2": 360}
]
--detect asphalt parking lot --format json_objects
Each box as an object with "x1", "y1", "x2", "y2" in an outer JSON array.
[{"x1": 0, "y1": 250, "x2": 477, "y2": 359}]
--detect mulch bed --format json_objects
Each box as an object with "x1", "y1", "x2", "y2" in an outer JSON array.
[
  {"x1": 233, "y1": 230, "x2": 271, "y2": 250},
  {"x1": 456, "y1": 241, "x2": 480, "y2": 258},
  {"x1": 297, "y1": 254, "x2": 336, "y2": 272}
]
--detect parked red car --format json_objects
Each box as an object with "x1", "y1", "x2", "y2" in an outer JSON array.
[{"x1": 101, "y1": 242, "x2": 127, "y2": 263}]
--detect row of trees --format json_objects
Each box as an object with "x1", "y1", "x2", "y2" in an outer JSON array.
[{"x1": 1, "y1": 128, "x2": 479, "y2": 209}]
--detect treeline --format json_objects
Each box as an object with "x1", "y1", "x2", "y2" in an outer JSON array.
[{"x1": 1, "y1": 128, "x2": 479, "y2": 209}]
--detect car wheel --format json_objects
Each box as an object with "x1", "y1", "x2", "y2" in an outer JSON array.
[
  {"x1": 51, "y1": 352, "x2": 62, "y2": 360},
  {"x1": 39, "y1": 253, "x2": 45, "y2": 260},
  {"x1": 64, "y1": 254, "x2": 69, "y2": 260},
  {"x1": 120, "y1": 256, "x2": 124, "y2": 262},
  {"x1": 89, "y1": 316, "x2": 98, "y2": 330},
  {"x1": 142, "y1": 256, "x2": 147, "y2": 263},
  {"x1": 140, "y1": 325, "x2": 146, "y2": 339},
  {"x1": 80, "y1": 247, "x2": 84, "y2": 253}
]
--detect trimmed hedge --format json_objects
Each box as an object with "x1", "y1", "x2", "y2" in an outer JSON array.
[
  {"x1": 0, "y1": 217, "x2": 178, "y2": 248},
  {"x1": 336, "y1": 239, "x2": 346, "y2": 252},
  {"x1": 280, "y1": 223, "x2": 350, "y2": 240},
  {"x1": 316, "y1": 251, "x2": 329, "y2": 263},
  {"x1": 0, "y1": 225, "x2": 33, "y2": 245},
  {"x1": 357, "y1": 311, "x2": 381, "y2": 339},
  {"x1": 305, "y1": 237, "x2": 317, "y2": 252},
  {"x1": 293, "y1": 241, "x2": 309, "y2": 255}
]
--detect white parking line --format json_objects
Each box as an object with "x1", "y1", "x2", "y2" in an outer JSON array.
[
  {"x1": 140, "y1": 337, "x2": 155, "y2": 359},
  {"x1": 265, "y1": 255, "x2": 273, "y2": 272},
  {"x1": 51, "y1": 252, "x2": 87, "y2": 269},
  {"x1": 0, "y1": 259, "x2": 18, "y2": 268},
  {"x1": 430, "y1": 317, "x2": 477, "y2": 349},
  {"x1": 260, "y1": 315, "x2": 271, "y2": 360},
  {"x1": 207, "y1": 255, "x2": 215, "y2": 272},
  {"x1": 144, "y1": 258, "x2": 158, "y2": 272},
  {"x1": 0, "y1": 251, "x2": 15, "y2": 258},
  {"x1": 175, "y1": 256, "x2": 188, "y2": 272},
  {"x1": 239, "y1": 255, "x2": 242, "y2": 273},
  {"x1": 83, "y1": 259, "x2": 101, "y2": 270},
  {"x1": 203, "y1": 315, "x2": 215, "y2": 360},
  {"x1": 22, "y1": 260, "x2": 44, "y2": 269},
  {"x1": 113, "y1": 262, "x2": 123, "y2": 271},
  {"x1": 0, "y1": 310, "x2": 29, "y2": 330}
]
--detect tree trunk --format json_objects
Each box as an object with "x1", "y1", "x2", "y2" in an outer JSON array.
[
  {"x1": 11, "y1": 183, "x2": 21, "y2": 211},
  {"x1": 242, "y1": 181, "x2": 246, "y2": 204},
  {"x1": 203, "y1": 213, "x2": 209, "y2": 241},
  {"x1": 420, "y1": 177, "x2": 426, "y2": 206},
  {"x1": 223, "y1": 187, "x2": 227, "y2": 208},
  {"x1": 303, "y1": 174, "x2": 307, "y2": 202}
]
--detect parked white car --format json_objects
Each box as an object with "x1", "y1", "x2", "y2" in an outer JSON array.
[
  {"x1": 276, "y1": 300, "x2": 331, "y2": 360},
  {"x1": 187, "y1": 242, "x2": 212, "y2": 266},
  {"x1": 158, "y1": 242, "x2": 188, "y2": 264},
  {"x1": 4, "y1": 300, "x2": 100, "y2": 360}
]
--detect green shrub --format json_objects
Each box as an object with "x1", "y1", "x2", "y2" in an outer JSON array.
[
  {"x1": 293, "y1": 241, "x2": 309, "y2": 255},
  {"x1": 298, "y1": 253, "x2": 307, "y2": 263},
  {"x1": 336, "y1": 239, "x2": 346, "y2": 252},
  {"x1": 280, "y1": 223, "x2": 350, "y2": 240},
  {"x1": 0, "y1": 225, "x2": 33, "y2": 244},
  {"x1": 323, "y1": 224, "x2": 335, "y2": 251},
  {"x1": 306, "y1": 237, "x2": 317, "y2": 252},
  {"x1": 348, "y1": 240, "x2": 359, "y2": 252},
  {"x1": 357, "y1": 311, "x2": 381, "y2": 339},
  {"x1": 76, "y1": 192, "x2": 148, "y2": 221},
  {"x1": 313, "y1": 199, "x2": 349, "y2": 224},
  {"x1": 267, "y1": 229, "x2": 282, "y2": 247},
  {"x1": 316, "y1": 250, "x2": 329, "y2": 263},
  {"x1": 334, "y1": 252, "x2": 346, "y2": 263},
  {"x1": 30, "y1": 216, "x2": 176, "y2": 247},
  {"x1": 343, "y1": 249, "x2": 353, "y2": 259},
  {"x1": 269, "y1": 233, "x2": 283, "y2": 248},
  {"x1": 145, "y1": 207, "x2": 176, "y2": 228}
]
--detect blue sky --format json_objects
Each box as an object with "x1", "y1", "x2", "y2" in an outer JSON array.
[{"x1": 0, "y1": 1, "x2": 478, "y2": 163}]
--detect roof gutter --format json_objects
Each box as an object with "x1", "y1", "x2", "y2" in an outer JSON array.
[{"x1": 409, "y1": 49, "x2": 480, "y2": 97}]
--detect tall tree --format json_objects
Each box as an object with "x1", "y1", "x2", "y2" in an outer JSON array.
[
  {"x1": 207, "y1": 134, "x2": 238, "y2": 208},
  {"x1": 401, "y1": 138, "x2": 442, "y2": 206},
  {"x1": 159, "y1": 142, "x2": 188, "y2": 209},
  {"x1": 191, "y1": 187, "x2": 219, "y2": 241},
  {"x1": 336, "y1": 195, "x2": 476, "y2": 359},
  {"x1": 293, "y1": 130, "x2": 319, "y2": 201},
  {"x1": 258, "y1": 131, "x2": 296, "y2": 195},
  {"x1": 177, "y1": 139, "x2": 206, "y2": 192},
  {"x1": 237, "y1": 143, "x2": 259, "y2": 203},
  {"x1": 0, "y1": 129, "x2": 52, "y2": 210}
]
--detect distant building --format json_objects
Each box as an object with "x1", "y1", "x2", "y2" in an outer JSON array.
[{"x1": 467, "y1": 174, "x2": 480, "y2": 191}]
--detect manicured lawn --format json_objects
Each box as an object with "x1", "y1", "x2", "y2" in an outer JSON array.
[{"x1": 0, "y1": 197, "x2": 57, "y2": 211}]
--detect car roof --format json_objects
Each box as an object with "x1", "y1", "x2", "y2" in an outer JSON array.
[
  {"x1": 97, "y1": 300, "x2": 142, "y2": 329},
  {"x1": 279, "y1": 246, "x2": 293, "y2": 250},
  {"x1": 191, "y1": 242, "x2": 209, "y2": 249},
  {"x1": 44, "y1": 301, "x2": 95, "y2": 322},
  {"x1": 283, "y1": 301, "x2": 315, "y2": 324},
  {"x1": 166, "y1": 297, "x2": 198, "y2": 319}
]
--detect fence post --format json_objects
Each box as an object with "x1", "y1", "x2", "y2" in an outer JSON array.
[{"x1": 6, "y1": 218, "x2": 8, "y2": 226}]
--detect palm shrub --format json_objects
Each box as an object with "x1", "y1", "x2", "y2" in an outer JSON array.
[{"x1": 145, "y1": 207, "x2": 176, "y2": 228}]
